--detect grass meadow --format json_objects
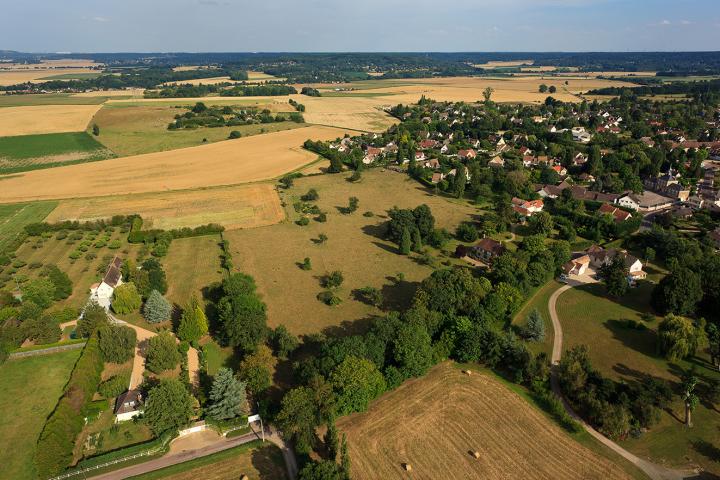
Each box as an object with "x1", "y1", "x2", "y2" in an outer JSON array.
[
  {"x1": 0, "y1": 93, "x2": 112, "y2": 107},
  {"x1": 0, "y1": 132, "x2": 112, "y2": 173},
  {"x1": 557, "y1": 281, "x2": 720, "y2": 473},
  {"x1": 224, "y1": 170, "x2": 478, "y2": 335},
  {"x1": 0, "y1": 350, "x2": 82, "y2": 480},
  {"x1": 164, "y1": 235, "x2": 225, "y2": 307},
  {"x1": 91, "y1": 104, "x2": 304, "y2": 157}
]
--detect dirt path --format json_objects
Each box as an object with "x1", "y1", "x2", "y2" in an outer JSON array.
[
  {"x1": 548, "y1": 279, "x2": 693, "y2": 480},
  {"x1": 187, "y1": 346, "x2": 200, "y2": 388}
]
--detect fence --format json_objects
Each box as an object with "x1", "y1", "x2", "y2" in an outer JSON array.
[{"x1": 9, "y1": 341, "x2": 86, "y2": 359}]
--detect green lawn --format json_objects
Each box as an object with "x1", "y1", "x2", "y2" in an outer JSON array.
[
  {"x1": 512, "y1": 280, "x2": 560, "y2": 357},
  {"x1": 127, "y1": 441, "x2": 287, "y2": 480},
  {"x1": 91, "y1": 104, "x2": 304, "y2": 157},
  {"x1": 0, "y1": 132, "x2": 113, "y2": 174},
  {"x1": 201, "y1": 338, "x2": 235, "y2": 376},
  {"x1": 0, "y1": 132, "x2": 108, "y2": 160},
  {"x1": 38, "y1": 73, "x2": 102, "y2": 80},
  {"x1": 0, "y1": 350, "x2": 82, "y2": 480},
  {"x1": 556, "y1": 281, "x2": 720, "y2": 473},
  {"x1": 0, "y1": 201, "x2": 57, "y2": 253}
]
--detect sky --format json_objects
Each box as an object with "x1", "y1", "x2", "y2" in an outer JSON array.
[{"x1": 1, "y1": 0, "x2": 719, "y2": 52}]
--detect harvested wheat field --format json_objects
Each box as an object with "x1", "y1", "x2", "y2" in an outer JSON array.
[
  {"x1": 294, "y1": 94, "x2": 398, "y2": 132},
  {"x1": 0, "y1": 126, "x2": 345, "y2": 202},
  {"x1": 0, "y1": 68, "x2": 98, "y2": 86},
  {"x1": 0, "y1": 104, "x2": 102, "y2": 136},
  {"x1": 338, "y1": 362, "x2": 633, "y2": 480},
  {"x1": 46, "y1": 183, "x2": 284, "y2": 230}
]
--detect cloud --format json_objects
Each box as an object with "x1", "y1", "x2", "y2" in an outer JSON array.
[
  {"x1": 680, "y1": 20, "x2": 693, "y2": 25},
  {"x1": 92, "y1": 16, "x2": 109, "y2": 22}
]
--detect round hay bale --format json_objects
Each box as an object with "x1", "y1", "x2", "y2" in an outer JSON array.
[
  {"x1": 472, "y1": 451, "x2": 481, "y2": 459},
  {"x1": 462, "y1": 369, "x2": 472, "y2": 375},
  {"x1": 403, "y1": 463, "x2": 413, "y2": 471},
  {"x1": 240, "y1": 475, "x2": 249, "y2": 480}
]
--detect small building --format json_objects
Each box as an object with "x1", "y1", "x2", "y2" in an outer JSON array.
[
  {"x1": 458, "y1": 149, "x2": 477, "y2": 160},
  {"x1": 511, "y1": 197, "x2": 544, "y2": 216},
  {"x1": 115, "y1": 389, "x2": 143, "y2": 422},
  {"x1": 488, "y1": 156, "x2": 505, "y2": 168},
  {"x1": 90, "y1": 256, "x2": 123, "y2": 310},
  {"x1": 472, "y1": 238, "x2": 506, "y2": 262},
  {"x1": 598, "y1": 203, "x2": 633, "y2": 222}
]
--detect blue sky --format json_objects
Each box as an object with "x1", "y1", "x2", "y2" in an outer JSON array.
[{"x1": 1, "y1": 0, "x2": 719, "y2": 52}]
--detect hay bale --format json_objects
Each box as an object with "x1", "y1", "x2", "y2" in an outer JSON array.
[
  {"x1": 462, "y1": 369, "x2": 472, "y2": 375},
  {"x1": 472, "y1": 451, "x2": 481, "y2": 459},
  {"x1": 240, "y1": 475, "x2": 249, "y2": 480},
  {"x1": 403, "y1": 463, "x2": 413, "y2": 471}
]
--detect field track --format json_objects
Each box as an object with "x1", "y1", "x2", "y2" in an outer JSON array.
[
  {"x1": 338, "y1": 362, "x2": 632, "y2": 480},
  {"x1": 0, "y1": 126, "x2": 345, "y2": 202}
]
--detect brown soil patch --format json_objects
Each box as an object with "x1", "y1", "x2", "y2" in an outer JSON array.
[{"x1": 338, "y1": 362, "x2": 632, "y2": 480}]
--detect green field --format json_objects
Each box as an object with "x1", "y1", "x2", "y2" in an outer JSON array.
[
  {"x1": 0, "y1": 132, "x2": 113, "y2": 173},
  {"x1": 0, "y1": 350, "x2": 82, "y2": 480},
  {"x1": 557, "y1": 281, "x2": 720, "y2": 473},
  {"x1": 0, "y1": 201, "x2": 57, "y2": 253},
  {"x1": 91, "y1": 104, "x2": 304, "y2": 157},
  {"x1": 512, "y1": 279, "x2": 560, "y2": 357},
  {"x1": 38, "y1": 72, "x2": 103, "y2": 80},
  {"x1": 224, "y1": 170, "x2": 478, "y2": 335},
  {"x1": 164, "y1": 235, "x2": 224, "y2": 307},
  {"x1": 0, "y1": 94, "x2": 113, "y2": 107},
  {"x1": 128, "y1": 441, "x2": 287, "y2": 480}
]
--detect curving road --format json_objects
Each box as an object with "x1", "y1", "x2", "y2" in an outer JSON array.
[{"x1": 548, "y1": 279, "x2": 693, "y2": 480}]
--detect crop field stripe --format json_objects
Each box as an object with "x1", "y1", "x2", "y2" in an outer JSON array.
[{"x1": 0, "y1": 132, "x2": 109, "y2": 160}]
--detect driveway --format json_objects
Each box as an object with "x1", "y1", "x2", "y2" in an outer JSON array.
[{"x1": 547, "y1": 276, "x2": 693, "y2": 480}]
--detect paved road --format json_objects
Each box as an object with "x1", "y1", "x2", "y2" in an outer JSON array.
[
  {"x1": 87, "y1": 430, "x2": 262, "y2": 480},
  {"x1": 548, "y1": 278, "x2": 694, "y2": 480}
]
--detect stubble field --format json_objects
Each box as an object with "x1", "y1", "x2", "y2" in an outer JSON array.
[
  {"x1": 46, "y1": 183, "x2": 285, "y2": 230},
  {"x1": 0, "y1": 104, "x2": 102, "y2": 136},
  {"x1": 0, "y1": 125, "x2": 346, "y2": 203},
  {"x1": 337, "y1": 362, "x2": 633, "y2": 480}
]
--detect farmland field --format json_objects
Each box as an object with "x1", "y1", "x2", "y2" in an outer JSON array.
[
  {"x1": 0, "y1": 200, "x2": 57, "y2": 252},
  {"x1": 224, "y1": 170, "x2": 477, "y2": 335},
  {"x1": 337, "y1": 362, "x2": 633, "y2": 480},
  {"x1": 0, "y1": 104, "x2": 102, "y2": 136},
  {"x1": 0, "y1": 94, "x2": 113, "y2": 107},
  {"x1": 0, "y1": 349, "x2": 82, "y2": 480},
  {"x1": 164, "y1": 235, "x2": 224, "y2": 306},
  {"x1": 38, "y1": 72, "x2": 102, "y2": 80},
  {"x1": 128, "y1": 441, "x2": 287, "y2": 480},
  {"x1": 90, "y1": 103, "x2": 300, "y2": 157},
  {"x1": 46, "y1": 183, "x2": 284, "y2": 231},
  {"x1": 293, "y1": 94, "x2": 398, "y2": 132},
  {"x1": 0, "y1": 126, "x2": 346, "y2": 203},
  {"x1": 0, "y1": 67, "x2": 98, "y2": 86},
  {"x1": 0, "y1": 132, "x2": 112, "y2": 173}
]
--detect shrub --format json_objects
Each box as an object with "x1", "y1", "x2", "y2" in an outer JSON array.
[
  {"x1": 228, "y1": 130, "x2": 242, "y2": 139},
  {"x1": 318, "y1": 290, "x2": 342, "y2": 306},
  {"x1": 99, "y1": 373, "x2": 131, "y2": 399},
  {"x1": 146, "y1": 331, "x2": 181, "y2": 373},
  {"x1": 296, "y1": 217, "x2": 310, "y2": 226},
  {"x1": 44, "y1": 265, "x2": 73, "y2": 300},
  {"x1": 112, "y1": 283, "x2": 142, "y2": 314}
]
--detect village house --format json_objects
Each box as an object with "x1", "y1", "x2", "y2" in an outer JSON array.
[
  {"x1": 419, "y1": 139, "x2": 438, "y2": 149},
  {"x1": 423, "y1": 158, "x2": 441, "y2": 170},
  {"x1": 90, "y1": 256, "x2": 123, "y2": 310},
  {"x1": 563, "y1": 253, "x2": 591, "y2": 276},
  {"x1": 598, "y1": 203, "x2": 633, "y2": 222},
  {"x1": 511, "y1": 197, "x2": 544, "y2": 217},
  {"x1": 115, "y1": 389, "x2": 143, "y2": 422},
  {"x1": 552, "y1": 165, "x2": 568, "y2": 176},
  {"x1": 488, "y1": 156, "x2": 505, "y2": 168},
  {"x1": 458, "y1": 149, "x2": 477, "y2": 160},
  {"x1": 586, "y1": 245, "x2": 646, "y2": 282},
  {"x1": 572, "y1": 127, "x2": 592, "y2": 144},
  {"x1": 456, "y1": 238, "x2": 506, "y2": 264}
]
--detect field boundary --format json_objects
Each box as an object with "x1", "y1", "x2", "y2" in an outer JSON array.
[{"x1": 9, "y1": 341, "x2": 86, "y2": 359}]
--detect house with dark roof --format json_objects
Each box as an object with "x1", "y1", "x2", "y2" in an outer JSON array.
[
  {"x1": 115, "y1": 389, "x2": 143, "y2": 422},
  {"x1": 90, "y1": 256, "x2": 123, "y2": 310},
  {"x1": 455, "y1": 238, "x2": 506, "y2": 264}
]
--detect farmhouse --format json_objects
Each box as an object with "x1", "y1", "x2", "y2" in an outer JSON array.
[
  {"x1": 114, "y1": 389, "x2": 143, "y2": 422},
  {"x1": 89, "y1": 256, "x2": 123, "y2": 310}
]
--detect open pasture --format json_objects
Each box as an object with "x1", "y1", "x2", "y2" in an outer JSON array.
[
  {"x1": 0, "y1": 350, "x2": 82, "y2": 480},
  {"x1": 90, "y1": 103, "x2": 299, "y2": 157},
  {"x1": 338, "y1": 362, "x2": 633, "y2": 480},
  {"x1": 46, "y1": 183, "x2": 284, "y2": 231},
  {"x1": 0, "y1": 104, "x2": 102, "y2": 136},
  {"x1": 164, "y1": 235, "x2": 224, "y2": 306},
  {"x1": 224, "y1": 170, "x2": 477, "y2": 335},
  {"x1": 0, "y1": 125, "x2": 346, "y2": 203}
]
